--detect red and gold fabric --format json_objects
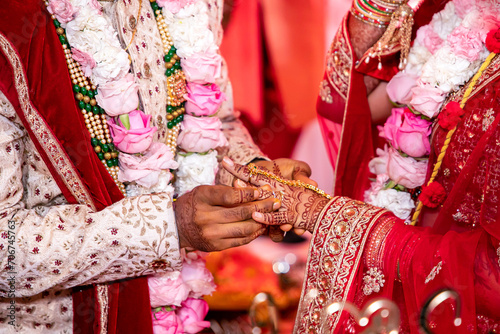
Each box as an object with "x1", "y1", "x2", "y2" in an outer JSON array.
[{"x1": 302, "y1": 1, "x2": 500, "y2": 332}]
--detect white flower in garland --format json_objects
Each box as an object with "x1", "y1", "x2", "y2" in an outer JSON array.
[
  {"x1": 92, "y1": 45, "x2": 131, "y2": 85},
  {"x1": 175, "y1": 151, "x2": 218, "y2": 196},
  {"x1": 65, "y1": 5, "x2": 130, "y2": 85},
  {"x1": 422, "y1": 46, "x2": 474, "y2": 92},
  {"x1": 369, "y1": 189, "x2": 415, "y2": 221},
  {"x1": 431, "y1": 2, "x2": 461, "y2": 40},
  {"x1": 163, "y1": 2, "x2": 217, "y2": 58}
]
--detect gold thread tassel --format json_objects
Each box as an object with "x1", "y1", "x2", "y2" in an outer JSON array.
[{"x1": 372, "y1": 3, "x2": 414, "y2": 70}]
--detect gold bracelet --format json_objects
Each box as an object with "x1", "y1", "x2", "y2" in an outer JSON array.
[{"x1": 247, "y1": 163, "x2": 333, "y2": 200}]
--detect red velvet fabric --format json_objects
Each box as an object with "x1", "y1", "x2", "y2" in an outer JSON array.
[{"x1": 0, "y1": 1, "x2": 152, "y2": 333}]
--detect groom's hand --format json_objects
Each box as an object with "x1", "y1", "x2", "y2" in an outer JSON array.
[{"x1": 175, "y1": 185, "x2": 281, "y2": 252}]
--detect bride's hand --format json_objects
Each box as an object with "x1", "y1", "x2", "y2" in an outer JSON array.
[{"x1": 222, "y1": 157, "x2": 332, "y2": 233}]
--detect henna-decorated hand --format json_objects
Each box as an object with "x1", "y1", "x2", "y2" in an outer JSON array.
[
  {"x1": 242, "y1": 159, "x2": 318, "y2": 187},
  {"x1": 174, "y1": 185, "x2": 281, "y2": 252},
  {"x1": 233, "y1": 159, "x2": 318, "y2": 237},
  {"x1": 223, "y1": 157, "x2": 331, "y2": 234}
]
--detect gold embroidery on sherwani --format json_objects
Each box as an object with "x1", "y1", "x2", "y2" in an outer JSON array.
[
  {"x1": 0, "y1": 32, "x2": 96, "y2": 211},
  {"x1": 293, "y1": 197, "x2": 387, "y2": 333}
]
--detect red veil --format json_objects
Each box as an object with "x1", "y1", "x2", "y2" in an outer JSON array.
[
  {"x1": 295, "y1": 1, "x2": 500, "y2": 332},
  {"x1": 0, "y1": 1, "x2": 153, "y2": 333}
]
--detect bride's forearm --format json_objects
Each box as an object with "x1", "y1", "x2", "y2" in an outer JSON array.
[
  {"x1": 348, "y1": 14, "x2": 386, "y2": 96},
  {"x1": 348, "y1": 13, "x2": 386, "y2": 61}
]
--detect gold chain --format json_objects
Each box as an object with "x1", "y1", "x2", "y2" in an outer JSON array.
[{"x1": 247, "y1": 163, "x2": 333, "y2": 200}]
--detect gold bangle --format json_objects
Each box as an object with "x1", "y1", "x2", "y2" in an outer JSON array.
[{"x1": 247, "y1": 163, "x2": 333, "y2": 200}]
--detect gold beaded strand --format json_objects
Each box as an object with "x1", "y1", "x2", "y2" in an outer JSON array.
[
  {"x1": 151, "y1": 2, "x2": 187, "y2": 154},
  {"x1": 44, "y1": 2, "x2": 125, "y2": 194},
  {"x1": 247, "y1": 163, "x2": 333, "y2": 200}
]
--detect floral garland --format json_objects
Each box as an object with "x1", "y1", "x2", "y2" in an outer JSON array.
[
  {"x1": 364, "y1": 0, "x2": 500, "y2": 221},
  {"x1": 46, "y1": 0, "x2": 225, "y2": 332},
  {"x1": 158, "y1": 0, "x2": 228, "y2": 197}
]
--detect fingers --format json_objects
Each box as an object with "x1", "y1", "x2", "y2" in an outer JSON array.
[
  {"x1": 233, "y1": 179, "x2": 249, "y2": 188},
  {"x1": 294, "y1": 228, "x2": 306, "y2": 235},
  {"x1": 205, "y1": 220, "x2": 266, "y2": 239},
  {"x1": 257, "y1": 185, "x2": 274, "y2": 200},
  {"x1": 268, "y1": 226, "x2": 285, "y2": 242},
  {"x1": 205, "y1": 185, "x2": 259, "y2": 206},
  {"x1": 215, "y1": 226, "x2": 267, "y2": 250},
  {"x1": 210, "y1": 198, "x2": 280, "y2": 223},
  {"x1": 291, "y1": 161, "x2": 312, "y2": 178},
  {"x1": 291, "y1": 161, "x2": 319, "y2": 187},
  {"x1": 280, "y1": 224, "x2": 293, "y2": 232},
  {"x1": 294, "y1": 173, "x2": 319, "y2": 187},
  {"x1": 252, "y1": 211, "x2": 290, "y2": 226},
  {"x1": 222, "y1": 157, "x2": 269, "y2": 187}
]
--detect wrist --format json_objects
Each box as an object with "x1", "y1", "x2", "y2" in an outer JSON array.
[
  {"x1": 303, "y1": 197, "x2": 335, "y2": 233},
  {"x1": 350, "y1": 0, "x2": 404, "y2": 28}
]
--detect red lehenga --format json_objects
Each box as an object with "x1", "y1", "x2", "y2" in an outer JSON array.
[{"x1": 294, "y1": 5, "x2": 500, "y2": 334}]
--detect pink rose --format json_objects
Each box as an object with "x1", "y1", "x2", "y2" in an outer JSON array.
[
  {"x1": 387, "y1": 148, "x2": 427, "y2": 189},
  {"x1": 364, "y1": 173, "x2": 390, "y2": 203},
  {"x1": 177, "y1": 115, "x2": 228, "y2": 152},
  {"x1": 156, "y1": 0, "x2": 197, "y2": 13},
  {"x1": 148, "y1": 273, "x2": 190, "y2": 307},
  {"x1": 48, "y1": 0, "x2": 76, "y2": 23},
  {"x1": 454, "y1": 0, "x2": 476, "y2": 18},
  {"x1": 89, "y1": 0, "x2": 102, "y2": 11},
  {"x1": 181, "y1": 258, "x2": 216, "y2": 299},
  {"x1": 409, "y1": 85, "x2": 445, "y2": 118},
  {"x1": 368, "y1": 146, "x2": 389, "y2": 175},
  {"x1": 382, "y1": 108, "x2": 432, "y2": 157},
  {"x1": 152, "y1": 310, "x2": 184, "y2": 334},
  {"x1": 178, "y1": 299, "x2": 211, "y2": 334},
  {"x1": 108, "y1": 110, "x2": 156, "y2": 153},
  {"x1": 386, "y1": 72, "x2": 418, "y2": 105},
  {"x1": 185, "y1": 83, "x2": 226, "y2": 116},
  {"x1": 118, "y1": 143, "x2": 178, "y2": 188},
  {"x1": 96, "y1": 74, "x2": 140, "y2": 117},
  {"x1": 447, "y1": 27, "x2": 483, "y2": 62},
  {"x1": 72, "y1": 48, "x2": 96, "y2": 77},
  {"x1": 181, "y1": 53, "x2": 222, "y2": 84},
  {"x1": 415, "y1": 25, "x2": 443, "y2": 54}
]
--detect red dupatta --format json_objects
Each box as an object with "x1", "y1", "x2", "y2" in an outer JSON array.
[
  {"x1": 317, "y1": 0, "x2": 448, "y2": 200},
  {"x1": 0, "y1": 1, "x2": 153, "y2": 333}
]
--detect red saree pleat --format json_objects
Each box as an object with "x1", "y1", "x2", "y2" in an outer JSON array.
[{"x1": 0, "y1": 1, "x2": 153, "y2": 333}]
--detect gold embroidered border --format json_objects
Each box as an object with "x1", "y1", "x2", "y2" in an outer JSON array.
[
  {"x1": 468, "y1": 54, "x2": 500, "y2": 100},
  {"x1": 96, "y1": 284, "x2": 109, "y2": 334},
  {"x1": 0, "y1": 32, "x2": 96, "y2": 211},
  {"x1": 293, "y1": 197, "x2": 387, "y2": 333},
  {"x1": 325, "y1": 16, "x2": 352, "y2": 100}
]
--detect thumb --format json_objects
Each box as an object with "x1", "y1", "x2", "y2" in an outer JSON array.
[{"x1": 294, "y1": 172, "x2": 318, "y2": 187}]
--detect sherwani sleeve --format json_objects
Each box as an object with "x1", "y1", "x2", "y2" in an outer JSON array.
[{"x1": 0, "y1": 100, "x2": 182, "y2": 298}]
